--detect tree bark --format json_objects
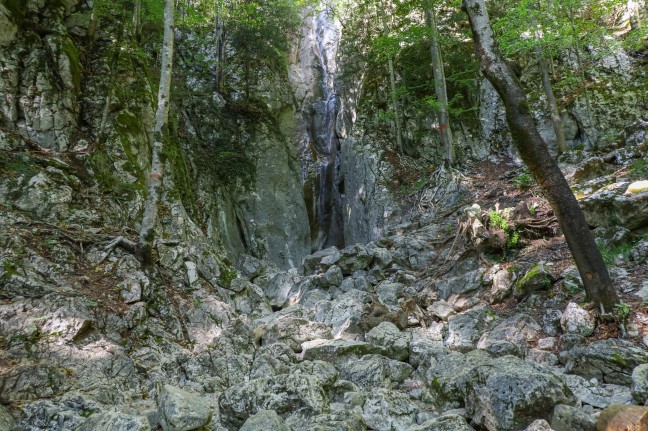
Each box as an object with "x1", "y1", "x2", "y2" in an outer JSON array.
[
  {"x1": 424, "y1": 0, "x2": 455, "y2": 165},
  {"x1": 535, "y1": 43, "x2": 568, "y2": 153},
  {"x1": 462, "y1": 0, "x2": 619, "y2": 312},
  {"x1": 138, "y1": 0, "x2": 176, "y2": 267},
  {"x1": 380, "y1": 2, "x2": 404, "y2": 153}
]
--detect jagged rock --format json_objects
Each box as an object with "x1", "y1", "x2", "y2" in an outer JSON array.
[
  {"x1": 426, "y1": 350, "x2": 493, "y2": 407},
  {"x1": 489, "y1": 268, "x2": 515, "y2": 303},
  {"x1": 561, "y1": 373, "x2": 633, "y2": 409},
  {"x1": 362, "y1": 389, "x2": 418, "y2": 431},
  {"x1": 376, "y1": 282, "x2": 407, "y2": 311},
  {"x1": 550, "y1": 404, "x2": 596, "y2": 431},
  {"x1": 465, "y1": 356, "x2": 576, "y2": 431},
  {"x1": 408, "y1": 414, "x2": 475, "y2": 431},
  {"x1": 631, "y1": 363, "x2": 648, "y2": 404},
  {"x1": 446, "y1": 306, "x2": 490, "y2": 353},
  {"x1": 302, "y1": 410, "x2": 366, "y2": 431},
  {"x1": 339, "y1": 354, "x2": 413, "y2": 391},
  {"x1": 318, "y1": 265, "x2": 343, "y2": 287},
  {"x1": 0, "y1": 363, "x2": 67, "y2": 402},
  {"x1": 292, "y1": 360, "x2": 339, "y2": 387},
  {"x1": 477, "y1": 314, "x2": 541, "y2": 357},
  {"x1": 522, "y1": 419, "x2": 554, "y2": 431},
  {"x1": 301, "y1": 339, "x2": 384, "y2": 365},
  {"x1": 249, "y1": 343, "x2": 297, "y2": 380},
  {"x1": 365, "y1": 321, "x2": 411, "y2": 361},
  {"x1": 338, "y1": 244, "x2": 374, "y2": 275},
  {"x1": 526, "y1": 349, "x2": 559, "y2": 366},
  {"x1": 77, "y1": 411, "x2": 151, "y2": 431},
  {"x1": 561, "y1": 339, "x2": 648, "y2": 385},
  {"x1": 313, "y1": 291, "x2": 368, "y2": 338},
  {"x1": 408, "y1": 327, "x2": 446, "y2": 369},
  {"x1": 580, "y1": 181, "x2": 648, "y2": 230},
  {"x1": 560, "y1": 302, "x2": 595, "y2": 336},
  {"x1": 302, "y1": 247, "x2": 341, "y2": 275},
  {"x1": 427, "y1": 300, "x2": 456, "y2": 320},
  {"x1": 542, "y1": 309, "x2": 563, "y2": 337},
  {"x1": 514, "y1": 265, "x2": 555, "y2": 298},
  {"x1": 630, "y1": 240, "x2": 648, "y2": 263},
  {"x1": 240, "y1": 410, "x2": 289, "y2": 431},
  {"x1": 219, "y1": 374, "x2": 329, "y2": 429},
  {"x1": 437, "y1": 269, "x2": 481, "y2": 301},
  {"x1": 157, "y1": 385, "x2": 212, "y2": 431},
  {"x1": 261, "y1": 270, "x2": 303, "y2": 308},
  {"x1": 257, "y1": 312, "x2": 332, "y2": 353},
  {"x1": 371, "y1": 247, "x2": 393, "y2": 269}
]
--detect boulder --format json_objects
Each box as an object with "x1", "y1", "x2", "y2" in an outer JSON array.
[
  {"x1": 477, "y1": 314, "x2": 541, "y2": 357},
  {"x1": 562, "y1": 339, "x2": 648, "y2": 385},
  {"x1": 339, "y1": 354, "x2": 413, "y2": 391},
  {"x1": 514, "y1": 265, "x2": 555, "y2": 298},
  {"x1": 465, "y1": 356, "x2": 576, "y2": 431},
  {"x1": 522, "y1": 420, "x2": 554, "y2": 431},
  {"x1": 408, "y1": 414, "x2": 475, "y2": 431},
  {"x1": 550, "y1": 404, "x2": 596, "y2": 431},
  {"x1": 366, "y1": 321, "x2": 411, "y2": 361},
  {"x1": 560, "y1": 303, "x2": 595, "y2": 336},
  {"x1": 301, "y1": 339, "x2": 384, "y2": 365},
  {"x1": 0, "y1": 404, "x2": 15, "y2": 431},
  {"x1": 362, "y1": 389, "x2": 418, "y2": 431},
  {"x1": 580, "y1": 181, "x2": 648, "y2": 230},
  {"x1": 77, "y1": 411, "x2": 151, "y2": 431},
  {"x1": 631, "y1": 363, "x2": 648, "y2": 404},
  {"x1": 240, "y1": 410, "x2": 288, "y2": 431},
  {"x1": 157, "y1": 385, "x2": 211, "y2": 431},
  {"x1": 219, "y1": 374, "x2": 329, "y2": 429},
  {"x1": 446, "y1": 306, "x2": 490, "y2": 352}
]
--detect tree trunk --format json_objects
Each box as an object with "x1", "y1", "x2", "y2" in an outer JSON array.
[
  {"x1": 132, "y1": 0, "x2": 142, "y2": 39},
  {"x1": 462, "y1": 0, "x2": 619, "y2": 312},
  {"x1": 535, "y1": 43, "x2": 568, "y2": 153},
  {"x1": 568, "y1": 10, "x2": 597, "y2": 149},
  {"x1": 424, "y1": 0, "x2": 455, "y2": 165},
  {"x1": 138, "y1": 0, "x2": 176, "y2": 267},
  {"x1": 380, "y1": 3, "x2": 403, "y2": 153}
]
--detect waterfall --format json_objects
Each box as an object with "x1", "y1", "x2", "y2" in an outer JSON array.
[{"x1": 305, "y1": 9, "x2": 344, "y2": 251}]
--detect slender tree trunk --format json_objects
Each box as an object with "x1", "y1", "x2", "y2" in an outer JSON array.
[
  {"x1": 380, "y1": 3, "x2": 403, "y2": 153},
  {"x1": 568, "y1": 10, "x2": 597, "y2": 149},
  {"x1": 138, "y1": 0, "x2": 176, "y2": 267},
  {"x1": 535, "y1": 44, "x2": 568, "y2": 153},
  {"x1": 132, "y1": 0, "x2": 142, "y2": 39},
  {"x1": 424, "y1": 0, "x2": 454, "y2": 166},
  {"x1": 462, "y1": 0, "x2": 619, "y2": 312}
]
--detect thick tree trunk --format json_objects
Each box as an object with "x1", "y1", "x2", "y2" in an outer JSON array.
[
  {"x1": 424, "y1": 1, "x2": 455, "y2": 165},
  {"x1": 380, "y1": 4, "x2": 403, "y2": 153},
  {"x1": 138, "y1": 0, "x2": 176, "y2": 267},
  {"x1": 462, "y1": 0, "x2": 619, "y2": 312},
  {"x1": 535, "y1": 44, "x2": 568, "y2": 153}
]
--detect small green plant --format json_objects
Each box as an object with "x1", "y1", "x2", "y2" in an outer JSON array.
[
  {"x1": 489, "y1": 210, "x2": 522, "y2": 251},
  {"x1": 512, "y1": 172, "x2": 534, "y2": 189},
  {"x1": 614, "y1": 301, "x2": 631, "y2": 321},
  {"x1": 596, "y1": 240, "x2": 635, "y2": 265},
  {"x1": 527, "y1": 202, "x2": 537, "y2": 216},
  {"x1": 629, "y1": 159, "x2": 648, "y2": 180}
]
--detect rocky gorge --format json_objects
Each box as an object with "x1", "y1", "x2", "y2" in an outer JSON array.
[{"x1": 1, "y1": 0, "x2": 648, "y2": 430}]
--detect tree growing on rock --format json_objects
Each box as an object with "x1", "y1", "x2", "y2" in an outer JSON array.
[
  {"x1": 138, "y1": 0, "x2": 176, "y2": 267},
  {"x1": 462, "y1": 0, "x2": 619, "y2": 312}
]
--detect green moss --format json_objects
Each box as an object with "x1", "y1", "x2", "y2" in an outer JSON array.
[
  {"x1": 629, "y1": 160, "x2": 648, "y2": 180},
  {"x1": 515, "y1": 264, "x2": 550, "y2": 292},
  {"x1": 0, "y1": 152, "x2": 41, "y2": 179},
  {"x1": 219, "y1": 265, "x2": 237, "y2": 289}
]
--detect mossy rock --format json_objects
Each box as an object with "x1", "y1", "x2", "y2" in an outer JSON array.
[{"x1": 514, "y1": 264, "x2": 555, "y2": 298}]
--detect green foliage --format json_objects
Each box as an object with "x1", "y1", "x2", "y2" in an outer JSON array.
[
  {"x1": 512, "y1": 172, "x2": 534, "y2": 189},
  {"x1": 629, "y1": 159, "x2": 648, "y2": 180},
  {"x1": 596, "y1": 239, "x2": 634, "y2": 265},
  {"x1": 614, "y1": 300, "x2": 631, "y2": 320},
  {"x1": 489, "y1": 209, "x2": 522, "y2": 250}
]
